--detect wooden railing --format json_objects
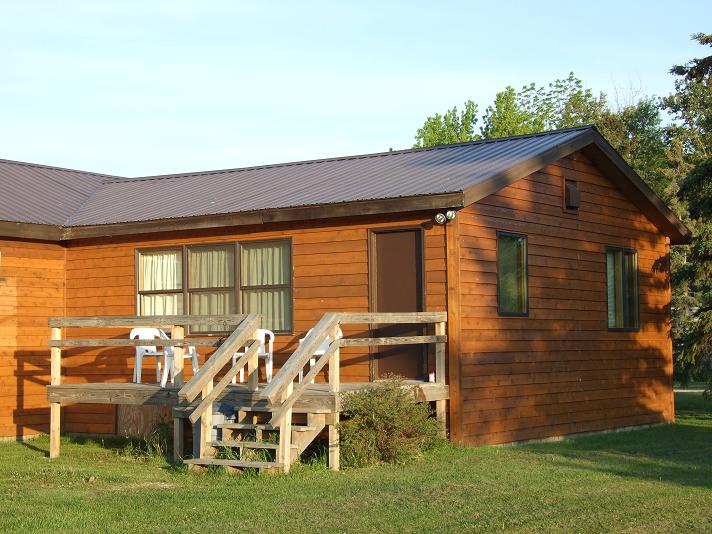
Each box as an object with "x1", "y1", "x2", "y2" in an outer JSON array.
[
  {"x1": 46, "y1": 314, "x2": 248, "y2": 460},
  {"x1": 259, "y1": 311, "x2": 448, "y2": 470}
]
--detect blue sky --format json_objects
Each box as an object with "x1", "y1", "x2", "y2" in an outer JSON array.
[{"x1": 0, "y1": 1, "x2": 709, "y2": 177}]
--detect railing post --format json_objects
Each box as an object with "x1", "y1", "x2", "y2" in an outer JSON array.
[
  {"x1": 435, "y1": 321, "x2": 447, "y2": 436},
  {"x1": 278, "y1": 381, "x2": 294, "y2": 472},
  {"x1": 247, "y1": 328, "x2": 259, "y2": 391},
  {"x1": 199, "y1": 380, "x2": 214, "y2": 459},
  {"x1": 328, "y1": 323, "x2": 341, "y2": 471},
  {"x1": 171, "y1": 325, "x2": 185, "y2": 462},
  {"x1": 49, "y1": 326, "x2": 62, "y2": 459}
]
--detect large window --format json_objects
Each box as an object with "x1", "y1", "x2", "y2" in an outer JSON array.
[
  {"x1": 137, "y1": 240, "x2": 292, "y2": 333},
  {"x1": 497, "y1": 232, "x2": 528, "y2": 316},
  {"x1": 606, "y1": 248, "x2": 639, "y2": 330}
]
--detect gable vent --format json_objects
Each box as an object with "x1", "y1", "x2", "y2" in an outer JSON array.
[{"x1": 564, "y1": 179, "x2": 580, "y2": 210}]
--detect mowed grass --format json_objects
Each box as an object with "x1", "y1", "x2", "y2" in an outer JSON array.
[{"x1": 1, "y1": 393, "x2": 711, "y2": 533}]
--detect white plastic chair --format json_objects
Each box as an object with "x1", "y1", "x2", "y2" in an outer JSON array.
[
  {"x1": 130, "y1": 328, "x2": 199, "y2": 387},
  {"x1": 232, "y1": 329, "x2": 275, "y2": 385},
  {"x1": 163, "y1": 345, "x2": 200, "y2": 387},
  {"x1": 130, "y1": 328, "x2": 168, "y2": 385},
  {"x1": 298, "y1": 327, "x2": 343, "y2": 383}
]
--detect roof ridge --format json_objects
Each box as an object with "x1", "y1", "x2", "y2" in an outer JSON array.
[
  {"x1": 0, "y1": 157, "x2": 123, "y2": 180},
  {"x1": 109, "y1": 125, "x2": 595, "y2": 184}
]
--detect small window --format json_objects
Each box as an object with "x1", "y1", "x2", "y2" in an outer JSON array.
[
  {"x1": 138, "y1": 249, "x2": 184, "y2": 315},
  {"x1": 240, "y1": 241, "x2": 292, "y2": 331},
  {"x1": 606, "y1": 248, "x2": 639, "y2": 330},
  {"x1": 564, "y1": 179, "x2": 580, "y2": 210},
  {"x1": 497, "y1": 232, "x2": 528, "y2": 316}
]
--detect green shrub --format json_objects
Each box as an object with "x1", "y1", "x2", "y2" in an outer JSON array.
[{"x1": 339, "y1": 376, "x2": 442, "y2": 468}]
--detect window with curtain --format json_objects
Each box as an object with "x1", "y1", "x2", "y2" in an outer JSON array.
[
  {"x1": 136, "y1": 240, "x2": 292, "y2": 334},
  {"x1": 497, "y1": 232, "x2": 528, "y2": 316},
  {"x1": 188, "y1": 245, "x2": 236, "y2": 333},
  {"x1": 606, "y1": 248, "x2": 639, "y2": 330},
  {"x1": 240, "y1": 241, "x2": 291, "y2": 332},
  {"x1": 137, "y1": 249, "x2": 184, "y2": 316}
]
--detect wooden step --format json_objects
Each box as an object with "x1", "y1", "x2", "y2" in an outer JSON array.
[
  {"x1": 216, "y1": 422, "x2": 317, "y2": 432},
  {"x1": 184, "y1": 458, "x2": 282, "y2": 469},
  {"x1": 208, "y1": 440, "x2": 279, "y2": 450}
]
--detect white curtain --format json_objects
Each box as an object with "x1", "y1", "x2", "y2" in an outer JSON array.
[
  {"x1": 241, "y1": 241, "x2": 289, "y2": 286},
  {"x1": 191, "y1": 292, "x2": 236, "y2": 332},
  {"x1": 140, "y1": 294, "x2": 183, "y2": 316},
  {"x1": 139, "y1": 250, "x2": 183, "y2": 315},
  {"x1": 240, "y1": 242, "x2": 290, "y2": 330},
  {"x1": 139, "y1": 250, "x2": 181, "y2": 291},
  {"x1": 242, "y1": 289, "x2": 290, "y2": 331},
  {"x1": 189, "y1": 246, "x2": 234, "y2": 289}
]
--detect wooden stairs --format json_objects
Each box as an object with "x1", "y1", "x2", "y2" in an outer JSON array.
[
  {"x1": 184, "y1": 401, "x2": 330, "y2": 473},
  {"x1": 174, "y1": 311, "x2": 447, "y2": 474}
]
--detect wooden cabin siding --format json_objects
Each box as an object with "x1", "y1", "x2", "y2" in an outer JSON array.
[
  {"x1": 456, "y1": 150, "x2": 674, "y2": 445},
  {"x1": 0, "y1": 238, "x2": 65, "y2": 438},
  {"x1": 58, "y1": 213, "x2": 446, "y2": 435}
]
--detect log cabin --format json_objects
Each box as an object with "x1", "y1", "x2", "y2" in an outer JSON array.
[{"x1": 0, "y1": 126, "x2": 690, "y2": 471}]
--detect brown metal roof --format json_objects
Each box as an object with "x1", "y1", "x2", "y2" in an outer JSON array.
[
  {"x1": 66, "y1": 127, "x2": 591, "y2": 226},
  {"x1": 0, "y1": 126, "x2": 691, "y2": 244},
  {"x1": 0, "y1": 158, "x2": 115, "y2": 225}
]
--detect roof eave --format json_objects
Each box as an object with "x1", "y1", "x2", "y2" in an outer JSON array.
[
  {"x1": 0, "y1": 221, "x2": 63, "y2": 241},
  {"x1": 59, "y1": 192, "x2": 465, "y2": 241}
]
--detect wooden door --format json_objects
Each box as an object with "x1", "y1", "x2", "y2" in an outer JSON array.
[{"x1": 370, "y1": 228, "x2": 425, "y2": 379}]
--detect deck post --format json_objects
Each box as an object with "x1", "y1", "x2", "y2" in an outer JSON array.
[
  {"x1": 49, "y1": 327, "x2": 62, "y2": 459},
  {"x1": 199, "y1": 380, "x2": 213, "y2": 459},
  {"x1": 435, "y1": 321, "x2": 447, "y2": 436},
  {"x1": 171, "y1": 325, "x2": 185, "y2": 461},
  {"x1": 328, "y1": 325, "x2": 340, "y2": 471},
  {"x1": 247, "y1": 329, "x2": 259, "y2": 391},
  {"x1": 278, "y1": 381, "x2": 294, "y2": 473}
]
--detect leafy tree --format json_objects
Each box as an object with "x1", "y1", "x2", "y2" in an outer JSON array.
[
  {"x1": 662, "y1": 33, "x2": 712, "y2": 392},
  {"x1": 596, "y1": 98, "x2": 670, "y2": 198},
  {"x1": 413, "y1": 100, "x2": 479, "y2": 148},
  {"x1": 480, "y1": 73, "x2": 607, "y2": 138},
  {"x1": 480, "y1": 86, "x2": 540, "y2": 138},
  {"x1": 670, "y1": 32, "x2": 712, "y2": 82}
]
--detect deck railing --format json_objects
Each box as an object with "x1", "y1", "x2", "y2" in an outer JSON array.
[{"x1": 46, "y1": 314, "x2": 248, "y2": 459}]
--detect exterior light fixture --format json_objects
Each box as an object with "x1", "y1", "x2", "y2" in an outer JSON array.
[
  {"x1": 445, "y1": 209, "x2": 457, "y2": 221},
  {"x1": 434, "y1": 212, "x2": 447, "y2": 225}
]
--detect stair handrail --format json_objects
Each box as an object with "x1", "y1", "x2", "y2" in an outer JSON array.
[
  {"x1": 178, "y1": 313, "x2": 260, "y2": 403},
  {"x1": 188, "y1": 339, "x2": 260, "y2": 424},
  {"x1": 268, "y1": 339, "x2": 339, "y2": 425},
  {"x1": 259, "y1": 312, "x2": 340, "y2": 404}
]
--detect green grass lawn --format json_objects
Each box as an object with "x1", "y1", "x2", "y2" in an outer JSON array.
[{"x1": 1, "y1": 393, "x2": 711, "y2": 533}]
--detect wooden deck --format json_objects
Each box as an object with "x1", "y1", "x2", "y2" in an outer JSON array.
[
  {"x1": 46, "y1": 312, "x2": 450, "y2": 470},
  {"x1": 47, "y1": 380, "x2": 449, "y2": 415}
]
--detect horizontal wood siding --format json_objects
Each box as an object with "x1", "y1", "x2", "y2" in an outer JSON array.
[
  {"x1": 58, "y1": 213, "x2": 446, "y2": 435},
  {"x1": 457, "y1": 151, "x2": 674, "y2": 445},
  {"x1": 0, "y1": 239, "x2": 67, "y2": 438}
]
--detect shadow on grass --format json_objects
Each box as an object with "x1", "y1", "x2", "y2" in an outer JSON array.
[
  {"x1": 19, "y1": 439, "x2": 49, "y2": 455},
  {"x1": 519, "y1": 393, "x2": 712, "y2": 489}
]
